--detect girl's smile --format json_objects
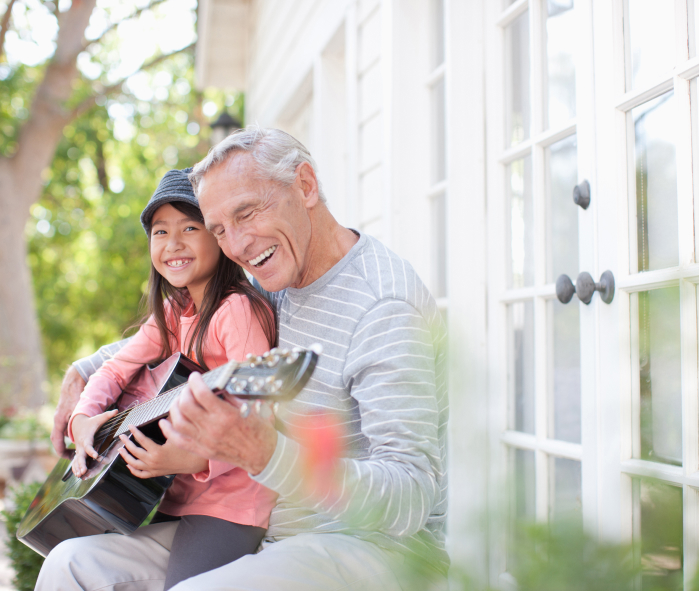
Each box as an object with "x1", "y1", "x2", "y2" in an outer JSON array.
[{"x1": 150, "y1": 203, "x2": 221, "y2": 310}]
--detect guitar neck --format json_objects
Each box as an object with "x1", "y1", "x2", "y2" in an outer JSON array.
[
  {"x1": 101, "y1": 361, "x2": 235, "y2": 440},
  {"x1": 95, "y1": 347, "x2": 320, "y2": 442}
]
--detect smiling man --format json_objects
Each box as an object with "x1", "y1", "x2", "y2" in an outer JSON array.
[{"x1": 46, "y1": 127, "x2": 449, "y2": 591}]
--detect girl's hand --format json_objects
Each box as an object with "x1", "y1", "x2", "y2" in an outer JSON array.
[
  {"x1": 118, "y1": 426, "x2": 209, "y2": 478},
  {"x1": 71, "y1": 410, "x2": 118, "y2": 478}
]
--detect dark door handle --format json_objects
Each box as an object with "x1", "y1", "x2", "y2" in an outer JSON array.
[
  {"x1": 556, "y1": 271, "x2": 615, "y2": 305},
  {"x1": 573, "y1": 180, "x2": 590, "y2": 209}
]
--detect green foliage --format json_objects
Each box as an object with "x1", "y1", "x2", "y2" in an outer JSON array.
[
  {"x1": 506, "y1": 521, "x2": 638, "y2": 591},
  {"x1": 1, "y1": 482, "x2": 44, "y2": 591},
  {"x1": 0, "y1": 37, "x2": 243, "y2": 399},
  {"x1": 0, "y1": 409, "x2": 50, "y2": 440}
]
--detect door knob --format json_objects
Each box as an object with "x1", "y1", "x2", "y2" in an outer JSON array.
[
  {"x1": 573, "y1": 180, "x2": 590, "y2": 209},
  {"x1": 556, "y1": 270, "x2": 615, "y2": 305}
]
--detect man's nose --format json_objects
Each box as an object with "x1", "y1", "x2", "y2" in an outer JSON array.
[{"x1": 223, "y1": 228, "x2": 253, "y2": 260}]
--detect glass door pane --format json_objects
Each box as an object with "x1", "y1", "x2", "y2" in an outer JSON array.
[
  {"x1": 635, "y1": 287, "x2": 682, "y2": 466},
  {"x1": 632, "y1": 92, "x2": 679, "y2": 273},
  {"x1": 506, "y1": 11, "x2": 531, "y2": 147},
  {"x1": 544, "y1": 0, "x2": 576, "y2": 128},
  {"x1": 627, "y1": 0, "x2": 675, "y2": 90}
]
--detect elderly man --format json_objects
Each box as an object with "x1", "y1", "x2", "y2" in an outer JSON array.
[{"x1": 44, "y1": 127, "x2": 449, "y2": 591}]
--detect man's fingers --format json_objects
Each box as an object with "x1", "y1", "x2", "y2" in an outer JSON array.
[
  {"x1": 118, "y1": 434, "x2": 142, "y2": 457},
  {"x1": 159, "y1": 418, "x2": 191, "y2": 449},
  {"x1": 187, "y1": 373, "x2": 226, "y2": 412},
  {"x1": 119, "y1": 446, "x2": 146, "y2": 470},
  {"x1": 50, "y1": 427, "x2": 67, "y2": 456},
  {"x1": 127, "y1": 426, "x2": 155, "y2": 450}
]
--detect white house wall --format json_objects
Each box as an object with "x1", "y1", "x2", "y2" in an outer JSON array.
[{"x1": 195, "y1": 0, "x2": 490, "y2": 585}]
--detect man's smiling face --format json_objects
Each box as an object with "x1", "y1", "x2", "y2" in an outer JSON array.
[{"x1": 198, "y1": 153, "x2": 316, "y2": 292}]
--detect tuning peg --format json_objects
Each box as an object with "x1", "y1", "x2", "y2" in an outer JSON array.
[
  {"x1": 310, "y1": 343, "x2": 323, "y2": 355},
  {"x1": 272, "y1": 402, "x2": 280, "y2": 414},
  {"x1": 254, "y1": 400, "x2": 262, "y2": 414},
  {"x1": 239, "y1": 402, "x2": 250, "y2": 418},
  {"x1": 234, "y1": 380, "x2": 247, "y2": 393},
  {"x1": 285, "y1": 350, "x2": 299, "y2": 364}
]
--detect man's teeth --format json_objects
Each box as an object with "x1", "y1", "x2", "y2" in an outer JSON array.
[
  {"x1": 250, "y1": 245, "x2": 277, "y2": 266},
  {"x1": 167, "y1": 259, "x2": 190, "y2": 267}
]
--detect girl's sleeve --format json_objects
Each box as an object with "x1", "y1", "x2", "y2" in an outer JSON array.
[
  {"x1": 68, "y1": 314, "x2": 167, "y2": 440},
  {"x1": 192, "y1": 294, "x2": 272, "y2": 482}
]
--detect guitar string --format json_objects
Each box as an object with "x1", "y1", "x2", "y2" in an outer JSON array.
[{"x1": 94, "y1": 363, "x2": 231, "y2": 442}]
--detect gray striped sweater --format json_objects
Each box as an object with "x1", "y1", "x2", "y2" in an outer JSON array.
[
  {"x1": 74, "y1": 232, "x2": 449, "y2": 572},
  {"x1": 252, "y1": 233, "x2": 449, "y2": 571}
]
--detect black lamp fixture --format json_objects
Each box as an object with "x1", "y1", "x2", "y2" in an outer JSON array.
[{"x1": 210, "y1": 110, "x2": 242, "y2": 146}]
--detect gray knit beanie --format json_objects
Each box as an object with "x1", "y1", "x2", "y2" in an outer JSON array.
[{"x1": 140, "y1": 167, "x2": 199, "y2": 235}]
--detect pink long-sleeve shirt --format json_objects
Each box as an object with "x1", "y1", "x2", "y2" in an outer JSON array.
[{"x1": 69, "y1": 293, "x2": 277, "y2": 528}]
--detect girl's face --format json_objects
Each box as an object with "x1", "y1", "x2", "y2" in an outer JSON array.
[{"x1": 150, "y1": 203, "x2": 221, "y2": 308}]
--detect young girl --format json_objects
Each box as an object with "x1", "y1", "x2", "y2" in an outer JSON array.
[{"x1": 67, "y1": 168, "x2": 277, "y2": 590}]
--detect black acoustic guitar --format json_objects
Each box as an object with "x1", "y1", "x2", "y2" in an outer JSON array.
[{"x1": 17, "y1": 346, "x2": 319, "y2": 557}]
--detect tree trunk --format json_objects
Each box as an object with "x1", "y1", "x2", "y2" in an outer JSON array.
[
  {"x1": 0, "y1": 160, "x2": 47, "y2": 409},
  {"x1": 0, "y1": 0, "x2": 96, "y2": 410}
]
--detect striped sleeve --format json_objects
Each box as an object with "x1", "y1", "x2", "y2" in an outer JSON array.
[
  {"x1": 72, "y1": 338, "x2": 131, "y2": 382},
  {"x1": 253, "y1": 298, "x2": 442, "y2": 538}
]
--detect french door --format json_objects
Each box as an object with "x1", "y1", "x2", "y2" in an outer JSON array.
[{"x1": 487, "y1": 0, "x2": 699, "y2": 588}]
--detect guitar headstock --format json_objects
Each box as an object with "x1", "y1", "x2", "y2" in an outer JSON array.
[{"x1": 208, "y1": 345, "x2": 320, "y2": 405}]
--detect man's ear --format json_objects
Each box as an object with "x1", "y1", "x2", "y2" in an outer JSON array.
[{"x1": 296, "y1": 162, "x2": 320, "y2": 209}]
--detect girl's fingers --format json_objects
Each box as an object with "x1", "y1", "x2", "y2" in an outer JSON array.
[
  {"x1": 84, "y1": 443, "x2": 99, "y2": 460},
  {"x1": 72, "y1": 448, "x2": 87, "y2": 477},
  {"x1": 95, "y1": 409, "x2": 118, "y2": 427}
]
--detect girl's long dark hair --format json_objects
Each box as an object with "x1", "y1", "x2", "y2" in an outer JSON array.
[{"x1": 142, "y1": 201, "x2": 276, "y2": 371}]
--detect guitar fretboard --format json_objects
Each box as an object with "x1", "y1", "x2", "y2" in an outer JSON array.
[{"x1": 101, "y1": 362, "x2": 232, "y2": 440}]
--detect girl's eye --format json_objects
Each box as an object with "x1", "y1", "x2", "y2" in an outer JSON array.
[{"x1": 152, "y1": 229, "x2": 166, "y2": 236}]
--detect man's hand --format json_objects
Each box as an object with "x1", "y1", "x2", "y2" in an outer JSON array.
[
  {"x1": 51, "y1": 366, "x2": 86, "y2": 458},
  {"x1": 118, "y1": 426, "x2": 209, "y2": 478},
  {"x1": 160, "y1": 372, "x2": 278, "y2": 475}
]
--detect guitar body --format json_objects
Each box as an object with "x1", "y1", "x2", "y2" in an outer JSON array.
[
  {"x1": 17, "y1": 353, "x2": 202, "y2": 557},
  {"x1": 17, "y1": 346, "x2": 319, "y2": 557}
]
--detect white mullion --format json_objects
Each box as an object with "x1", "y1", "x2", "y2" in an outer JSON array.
[
  {"x1": 615, "y1": 77, "x2": 675, "y2": 112},
  {"x1": 530, "y1": 0, "x2": 549, "y2": 524},
  {"x1": 500, "y1": 142, "x2": 533, "y2": 165},
  {"x1": 425, "y1": 63, "x2": 446, "y2": 88},
  {"x1": 676, "y1": 55, "x2": 699, "y2": 80},
  {"x1": 627, "y1": 291, "x2": 641, "y2": 461},
  {"x1": 499, "y1": 284, "x2": 556, "y2": 303},
  {"x1": 344, "y1": 5, "x2": 359, "y2": 230},
  {"x1": 487, "y1": 0, "x2": 511, "y2": 578},
  {"x1": 624, "y1": 108, "x2": 638, "y2": 276},
  {"x1": 499, "y1": 123, "x2": 577, "y2": 165},
  {"x1": 621, "y1": 0, "x2": 632, "y2": 93},
  {"x1": 684, "y1": 485, "x2": 699, "y2": 589},
  {"x1": 496, "y1": 0, "x2": 528, "y2": 29},
  {"x1": 575, "y1": 0, "x2": 600, "y2": 538},
  {"x1": 621, "y1": 458, "x2": 685, "y2": 484}
]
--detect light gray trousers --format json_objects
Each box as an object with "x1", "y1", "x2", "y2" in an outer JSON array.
[{"x1": 35, "y1": 524, "x2": 445, "y2": 591}]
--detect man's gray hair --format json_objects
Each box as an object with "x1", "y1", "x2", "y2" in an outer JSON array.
[{"x1": 189, "y1": 126, "x2": 326, "y2": 203}]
